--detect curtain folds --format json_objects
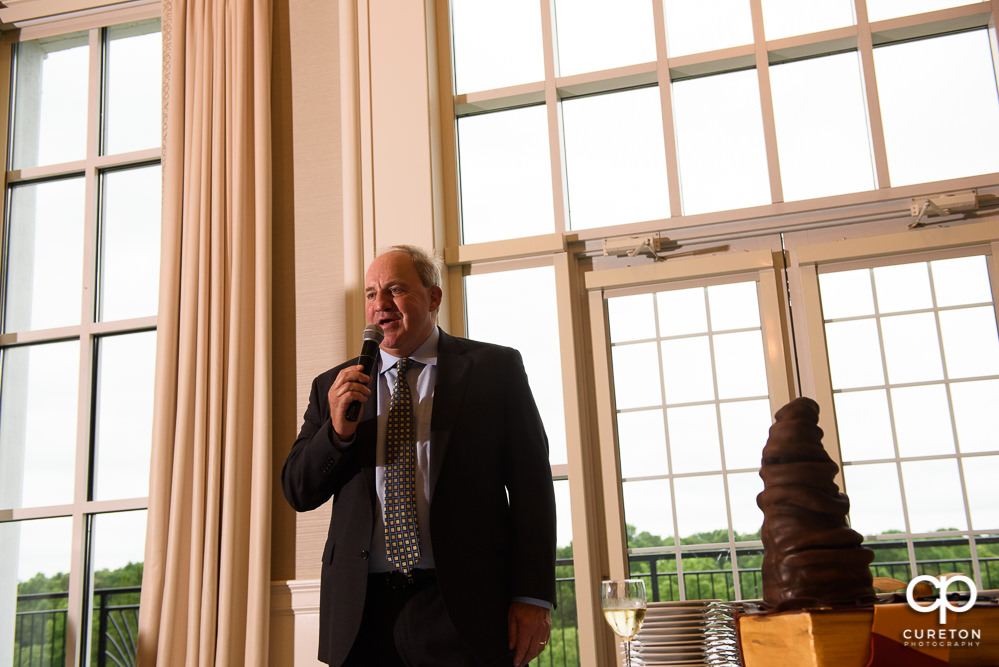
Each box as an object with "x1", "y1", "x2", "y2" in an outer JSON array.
[{"x1": 138, "y1": 0, "x2": 273, "y2": 664}]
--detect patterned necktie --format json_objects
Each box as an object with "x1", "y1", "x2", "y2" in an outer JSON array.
[{"x1": 383, "y1": 357, "x2": 421, "y2": 574}]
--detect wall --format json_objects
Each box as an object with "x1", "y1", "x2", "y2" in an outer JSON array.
[{"x1": 270, "y1": 1, "x2": 445, "y2": 663}]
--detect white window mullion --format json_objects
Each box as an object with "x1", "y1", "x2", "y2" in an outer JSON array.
[
  {"x1": 749, "y1": 0, "x2": 784, "y2": 205},
  {"x1": 853, "y1": 0, "x2": 891, "y2": 189},
  {"x1": 650, "y1": 0, "x2": 682, "y2": 216},
  {"x1": 538, "y1": 0, "x2": 569, "y2": 237}
]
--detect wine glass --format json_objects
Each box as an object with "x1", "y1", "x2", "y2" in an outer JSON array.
[{"x1": 600, "y1": 579, "x2": 647, "y2": 667}]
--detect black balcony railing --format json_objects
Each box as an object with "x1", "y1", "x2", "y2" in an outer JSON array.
[
  {"x1": 14, "y1": 586, "x2": 140, "y2": 667},
  {"x1": 627, "y1": 536, "x2": 999, "y2": 604}
]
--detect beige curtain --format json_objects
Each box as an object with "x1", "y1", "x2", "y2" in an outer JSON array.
[{"x1": 138, "y1": 0, "x2": 273, "y2": 665}]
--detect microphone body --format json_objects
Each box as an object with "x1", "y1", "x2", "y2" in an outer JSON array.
[{"x1": 345, "y1": 324, "x2": 384, "y2": 422}]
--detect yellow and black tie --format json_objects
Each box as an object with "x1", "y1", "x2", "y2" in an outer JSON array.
[{"x1": 384, "y1": 357, "x2": 420, "y2": 574}]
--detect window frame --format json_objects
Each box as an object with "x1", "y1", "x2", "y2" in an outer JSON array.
[
  {"x1": 587, "y1": 248, "x2": 794, "y2": 593},
  {"x1": 794, "y1": 218, "x2": 999, "y2": 587},
  {"x1": 0, "y1": 5, "x2": 161, "y2": 666}
]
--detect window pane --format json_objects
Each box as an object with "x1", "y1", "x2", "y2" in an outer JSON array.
[
  {"x1": 662, "y1": 0, "x2": 753, "y2": 57},
  {"x1": 450, "y1": 0, "x2": 544, "y2": 93},
  {"x1": 99, "y1": 165, "x2": 162, "y2": 321},
  {"x1": 760, "y1": 0, "x2": 854, "y2": 40},
  {"x1": 618, "y1": 409, "x2": 668, "y2": 478},
  {"x1": 890, "y1": 384, "x2": 955, "y2": 457},
  {"x1": 2, "y1": 517, "x2": 73, "y2": 666},
  {"x1": 880, "y1": 312, "x2": 943, "y2": 384},
  {"x1": 92, "y1": 332, "x2": 156, "y2": 501},
  {"x1": 623, "y1": 478, "x2": 674, "y2": 545},
  {"x1": 708, "y1": 282, "x2": 760, "y2": 330},
  {"x1": 931, "y1": 256, "x2": 992, "y2": 307},
  {"x1": 770, "y1": 52, "x2": 875, "y2": 201},
  {"x1": 4, "y1": 178, "x2": 85, "y2": 332},
  {"x1": 0, "y1": 342, "x2": 79, "y2": 509},
  {"x1": 719, "y1": 399, "x2": 772, "y2": 470},
  {"x1": 875, "y1": 30, "x2": 999, "y2": 187},
  {"x1": 667, "y1": 404, "x2": 721, "y2": 473},
  {"x1": 674, "y1": 475, "x2": 727, "y2": 539},
  {"x1": 727, "y1": 471, "x2": 763, "y2": 535},
  {"x1": 843, "y1": 462, "x2": 905, "y2": 535},
  {"x1": 902, "y1": 459, "x2": 967, "y2": 532},
  {"x1": 818, "y1": 269, "x2": 875, "y2": 319},
  {"x1": 714, "y1": 331, "x2": 768, "y2": 399},
  {"x1": 554, "y1": 479, "x2": 573, "y2": 552},
  {"x1": 87, "y1": 511, "x2": 145, "y2": 667},
  {"x1": 657, "y1": 287, "x2": 707, "y2": 336},
  {"x1": 661, "y1": 337, "x2": 714, "y2": 404},
  {"x1": 873, "y1": 262, "x2": 932, "y2": 313},
  {"x1": 824, "y1": 319, "x2": 885, "y2": 389},
  {"x1": 834, "y1": 389, "x2": 896, "y2": 462},
  {"x1": 11, "y1": 32, "x2": 88, "y2": 169},
  {"x1": 866, "y1": 0, "x2": 971, "y2": 22},
  {"x1": 612, "y1": 342, "x2": 662, "y2": 410},
  {"x1": 963, "y1": 456, "x2": 999, "y2": 530},
  {"x1": 457, "y1": 107, "x2": 554, "y2": 244},
  {"x1": 464, "y1": 267, "x2": 567, "y2": 465},
  {"x1": 562, "y1": 87, "x2": 670, "y2": 229},
  {"x1": 939, "y1": 307, "x2": 999, "y2": 379},
  {"x1": 554, "y1": 0, "x2": 657, "y2": 77},
  {"x1": 672, "y1": 70, "x2": 770, "y2": 215},
  {"x1": 103, "y1": 20, "x2": 162, "y2": 155},
  {"x1": 951, "y1": 380, "x2": 999, "y2": 453},
  {"x1": 608, "y1": 293, "x2": 656, "y2": 343},
  {"x1": 914, "y1": 537, "x2": 972, "y2": 579}
]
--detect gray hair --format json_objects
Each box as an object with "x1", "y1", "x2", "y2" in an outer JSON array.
[{"x1": 380, "y1": 244, "x2": 443, "y2": 289}]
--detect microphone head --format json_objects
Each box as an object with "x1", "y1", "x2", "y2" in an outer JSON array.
[{"x1": 362, "y1": 324, "x2": 384, "y2": 343}]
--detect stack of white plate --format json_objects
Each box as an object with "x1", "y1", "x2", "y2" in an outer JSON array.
[{"x1": 629, "y1": 600, "x2": 741, "y2": 666}]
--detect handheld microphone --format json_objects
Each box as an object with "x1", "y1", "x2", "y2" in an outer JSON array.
[{"x1": 345, "y1": 324, "x2": 384, "y2": 422}]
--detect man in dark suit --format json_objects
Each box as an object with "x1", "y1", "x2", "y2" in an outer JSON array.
[{"x1": 282, "y1": 245, "x2": 557, "y2": 666}]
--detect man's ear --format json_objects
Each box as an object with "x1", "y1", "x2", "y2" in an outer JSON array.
[{"x1": 429, "y1": 285, "x2": 443, "y2": 312}]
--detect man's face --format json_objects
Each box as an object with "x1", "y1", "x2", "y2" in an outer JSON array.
[{"x1": 364, "y1": 251, "x2": 442, "y2": 358}]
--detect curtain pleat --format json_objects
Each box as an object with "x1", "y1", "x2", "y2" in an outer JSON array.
[{"x1": 138, "y1": 0, "x2": 273, "y2": 665}]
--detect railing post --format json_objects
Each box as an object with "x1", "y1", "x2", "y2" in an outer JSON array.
[
  {"x1": 97, "y1": 590, "x2": 109, "y2": 667},
  {"x1": 650, "y1": 556, "x2": 659, "y2": 602}
]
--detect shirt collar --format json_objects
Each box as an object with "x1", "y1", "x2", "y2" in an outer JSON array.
[{"x1": 379, "y1": 326, "x2": 439, "y2": 374}]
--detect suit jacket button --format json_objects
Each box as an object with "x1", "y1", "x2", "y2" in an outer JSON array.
[{"x1": 361, "y1": 550, "x2": 369, "y2": 560}]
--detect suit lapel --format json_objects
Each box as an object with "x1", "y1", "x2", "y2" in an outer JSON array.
[{"x1": 429, "y1": 330, "x2": 470, "y2": 496}]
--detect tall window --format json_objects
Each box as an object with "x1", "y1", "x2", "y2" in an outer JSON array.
[
  {"x1": 817, "y1": 252, "x2": 999, "y2": 587},
  {"x1": 607, "y1": 277, "x2": 775, "y2": 601},
  {"x1": 463, "y1": 263, "x2": 580, "y2": 664},
  {"x1": 442, "y1": 2, "x2": 999, "y2": 665},
  {"x1": 0, "y1": 14, "x2": 161, "y2": 667}
]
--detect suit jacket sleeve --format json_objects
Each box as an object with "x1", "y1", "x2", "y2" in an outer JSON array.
[
  {"x1": 281, "y1": 363, "x2": 364, "y2": 512},
  {"x1": 504, "y1": 349, "x2": 558, "y2": 604}
]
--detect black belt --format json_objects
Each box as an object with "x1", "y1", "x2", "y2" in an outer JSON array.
[{"x1": 370, "y1": 568, "x2": 436, "y2": 591}]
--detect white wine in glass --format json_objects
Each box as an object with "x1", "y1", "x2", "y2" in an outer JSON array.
[{"x1": 601, "y1": 579, "x2": 647, "y2": 666}]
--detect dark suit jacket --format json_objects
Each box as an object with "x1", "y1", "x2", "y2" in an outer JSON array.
[{"x1": 281, "y1": 329, "x2": 557, "y2": 666}]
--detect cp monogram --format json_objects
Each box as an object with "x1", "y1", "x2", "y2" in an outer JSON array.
[{"x1": 906, "y1": 575, "x2": 978, "y2": 624}]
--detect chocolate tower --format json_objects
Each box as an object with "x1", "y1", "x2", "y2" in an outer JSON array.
[{"x1": 756, "y1": 397, "x2": 876, "y2": 610}]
